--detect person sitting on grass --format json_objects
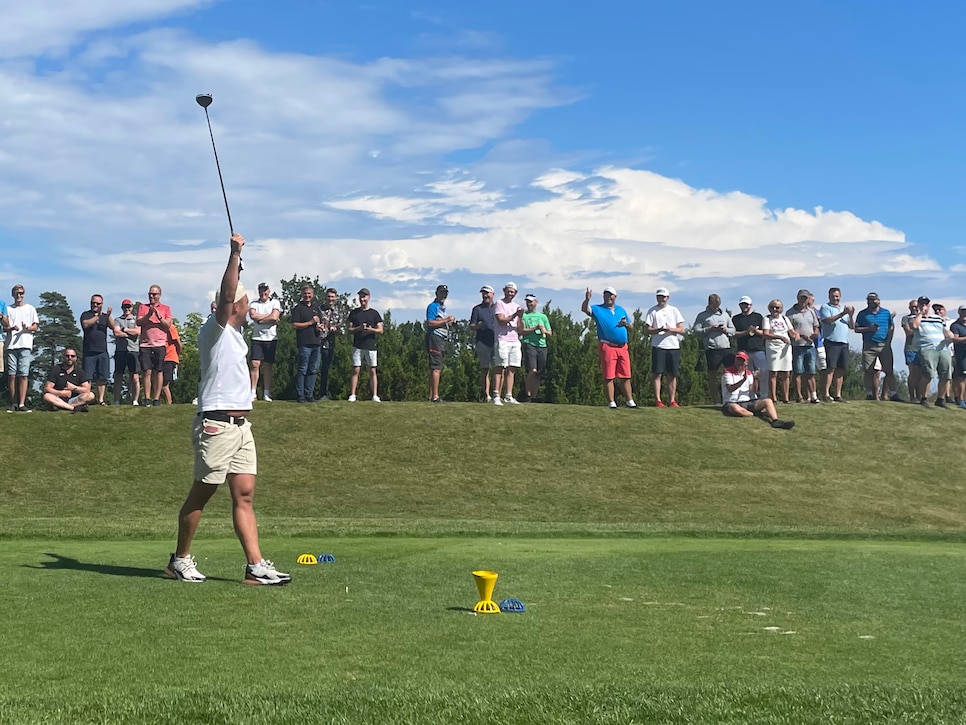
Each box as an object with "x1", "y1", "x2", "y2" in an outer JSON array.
[
  {"x1": 721, "y1": 351, "x2": 795, "y2": 430},
  {"x1": 42, "y1": 348, "x2": 95, "y2": 413}
]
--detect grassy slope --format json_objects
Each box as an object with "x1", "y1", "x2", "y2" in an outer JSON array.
[{"x1": 3, "y1": 399, "x2": 963, "y2": 539}]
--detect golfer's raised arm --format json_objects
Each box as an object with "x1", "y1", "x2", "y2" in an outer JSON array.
[{"x1": 216, "y1": 233, "x2": 245, "y2": 326}]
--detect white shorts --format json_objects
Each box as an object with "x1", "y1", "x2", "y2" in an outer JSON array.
[
  {"x1": 192, "y1": 417, "x2": 257, "y2": 485},
  {"x1": 496, "y1": 340, "x2": 522, "y2": 368},
  {"x1": 352, "y1": 348, "x2": 377, "y2": 368}
]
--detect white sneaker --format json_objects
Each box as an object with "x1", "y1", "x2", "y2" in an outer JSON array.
[
  {"x1": 348, "y1": 395, "x2": 357, "y2": 402},
  {"x1": 252, "y1": 389, "x2": 258, "y2": 401},
  {"x1": 493, "y1": 396, "x2": 503, "y2": 406},
  {"x1": 244, "y1": 559, "x2": 292, "y2": 586},
  {"x1": 504, "y1": 396, "x2": 520, "y2": 404},
  {"x1": 372, "y1": 395, "x2": 381, "y2": 403},
  {"x1": 625, "y1": 400, "x2": 638, "y2": 408},
  {"x1": 133, "y1": 400, "x2": 140, "y2": 406},
  {"x1": 165, "y1": 553, "x2": 206, "y2": 583},
  {"x1": 263, "y1": 393, "x2": 273, "y2": 402},
  {"x1": 608, "y1": 401, "x2": 618, "y2": 409}
]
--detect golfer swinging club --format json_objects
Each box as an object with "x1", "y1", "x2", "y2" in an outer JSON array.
[{"x1": 165, "y1": 233, "x2": 291, "y2": 585}]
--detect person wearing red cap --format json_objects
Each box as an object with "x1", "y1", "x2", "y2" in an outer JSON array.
[
  {"x1": 721, "y1": 351, "x2": 795, "y2": 429},
  {"x1": 112, "y1": 299, "x2": 141, "y2": 405}
]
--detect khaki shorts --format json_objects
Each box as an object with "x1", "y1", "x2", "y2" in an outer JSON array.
[{"x1": 192, "y1": 416, "x2": 257, "y2": 484}]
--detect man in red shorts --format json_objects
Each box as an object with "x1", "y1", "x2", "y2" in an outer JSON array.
[{"x1": 581, "y1": 286, "x2": 637, "y2": 409}]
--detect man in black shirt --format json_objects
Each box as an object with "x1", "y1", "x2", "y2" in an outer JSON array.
[
  {"x1": 80, "y1": 294, "x2": 114, "y2": 405},
  {"x1": 347, "y1": 288, "x2": 383, "y2": 402},
  {"x1": 731, "y1": 295, "x2": 767, "y2": 374},
  {"x1": 290, "y1": 285, "x2": 323, "y2": 403},
  {"x1": 42, "y1": 348, "x2": 95, "y2": 412}
]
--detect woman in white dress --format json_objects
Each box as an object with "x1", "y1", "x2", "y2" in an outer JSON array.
[{"x1": 762, "y1": 298, "x2": 794, "y2": 403}]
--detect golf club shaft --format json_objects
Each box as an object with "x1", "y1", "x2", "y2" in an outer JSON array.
[{"x1": 202, "y1": 108, "x2": 243, "y2": 270}]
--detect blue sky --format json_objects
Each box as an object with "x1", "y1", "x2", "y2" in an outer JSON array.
[{"x1": 1, "y1": 0, "x2": 963, "y2": 327}]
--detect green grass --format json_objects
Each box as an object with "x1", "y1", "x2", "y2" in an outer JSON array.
[{"x1": 4, "y1": 400, "x2": 966, "y2": 722}]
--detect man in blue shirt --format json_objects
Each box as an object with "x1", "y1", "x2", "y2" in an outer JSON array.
[
  {"x1": 425, "y1": 285, "x2": 455, "y2": 403},
  {"x1": 854, "y1": 292, "x2": 899, "y2": 402},
  {"x1": 819, "y1": 287, "x2": 854, "y2": 401},
  {"x1": 581, "y1": 286, "x2": 637, "y2": 409}
]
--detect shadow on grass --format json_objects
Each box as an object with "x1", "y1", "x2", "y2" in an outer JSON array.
[{"x1": 22, "y1": 552, "x2": 233, "y2": 582}]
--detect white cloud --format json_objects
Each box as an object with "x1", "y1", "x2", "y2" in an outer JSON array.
[
  {"x1": 0, "y1": 0, "x2": 213, "y2": 58},
  {"x1": 0, "y1": 5, "x2": 955, "y2": 327}
]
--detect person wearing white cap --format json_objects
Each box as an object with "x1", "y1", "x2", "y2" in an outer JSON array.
[
  {"x1": 165, "y1": 233, "x2": 291, "y2": 586},
  {"x1": 469, "y1": 285, "x2": 497, "y2": 401},
  {"x1": 692, "y1": 293, "x2": 735, "y2": 404},
  {"x1": 492, "y1": 282, "x2": 524, "y2": 405},
  {"x1": 581, "y1": 286, "x2": 637, "y2": 408},
  {"x1": 645, "y1": 288, "x2": 686, "y2": 407},
  {"x1": 731, "y1": 296, "x2": 767, "y2": 375}
]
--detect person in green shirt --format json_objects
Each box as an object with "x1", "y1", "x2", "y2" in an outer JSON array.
[{"x1": 521, "y1": 293, "x2": 552, "y2": 402}]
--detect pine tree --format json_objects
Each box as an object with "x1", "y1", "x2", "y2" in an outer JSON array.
[{"x1": 33, "y1": 291, "x2": 82, "y2": 392}]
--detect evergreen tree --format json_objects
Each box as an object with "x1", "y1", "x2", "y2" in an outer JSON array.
[{"x1": 33, "y1": 291, "x2": 82, "y2": 393}]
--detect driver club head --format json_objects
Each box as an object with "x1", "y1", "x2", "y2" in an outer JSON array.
[{"x1": 195, "y1": 93, "x2": 213, "y2": 109}]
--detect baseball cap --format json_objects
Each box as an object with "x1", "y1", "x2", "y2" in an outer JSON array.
[
  {"x1": 655, "y1": 287, "x2": 670, "y2": 297},
  {"x1": 918, "y1": 296, "x2": 930, "y2": 305},
  {"x1": 480, "y1": 285, "x2": 494, "y2": 294},
  {"x1": 436, "y1": 284, "x2": 448, "y2": 295},
  {"x1": 603, "y1": 286, "x2": 617, "y2": 296},
  {"x1": 258, "y1": 282, "x2": 269, "y2": 290},
  {"x1": 524, "y1": 294, "x2": 537, "y2": 302},
  {"x1": 738, "y1": 295, "x2": 752, "y2": 305},
  {"x1": 358, "y1": 288, "x2": 371, "y2": 297},
  {"x1": 866, "y1": 291, "x2": 879, "y2": 299},
  {"x1": 504, "y1": 281, "x2": 517, "y2": 291},
  {"x1": 735, "y1": 351, "x2": 749, "y2": 361},
  {"x1": 121, "y1": 299, "x2": 133, "y2": 306},
  {"x1": 959, "y1": 304, "x2": 966, "y2": 312}
]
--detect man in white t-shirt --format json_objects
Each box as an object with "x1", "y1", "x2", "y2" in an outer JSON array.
[
  {"x1": 5, "y1": 284, "x2": 40, "y2": 412},
  {"x1": 721, "y1": 352, "x2": 795, "y2": 429},
  {"x1": 164, "y1": 233, "x2": 290, "y2": 587},
  {"x1": 644, "y1": 287, "x2": 686, "y2": 407},
  {"x1": 492, "y1": 281, "x2": 524, "y2": 405},
  {"x1": 249, "y1": 282, "x2": 281, "y2": 402}
]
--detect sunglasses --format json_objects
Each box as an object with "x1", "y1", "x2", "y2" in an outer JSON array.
[{"x1": 64, "y1": 354, "x2": 77, "y2": 358}]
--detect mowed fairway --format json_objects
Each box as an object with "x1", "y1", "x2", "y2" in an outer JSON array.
[{"x1": 3, "y1": 401, "x2": 966, "y2": 723}]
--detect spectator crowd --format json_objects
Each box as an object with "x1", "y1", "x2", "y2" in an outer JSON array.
[{"x1": 3, "y1": 280, "x2": 964, "y2": 415}]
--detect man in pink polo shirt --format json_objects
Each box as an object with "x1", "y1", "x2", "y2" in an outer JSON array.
[{"x1": 137, "y1": 284, "x2": 173, "y2": 406}]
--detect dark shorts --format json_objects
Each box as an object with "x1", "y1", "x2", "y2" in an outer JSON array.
[
  {"x1": 139, "y1": 346, "x2": 165, "y2": 373},
  {"x1": 722, "y1": 400, "x2": 758, "y2": 417},
  {"x1": 825, "y1": 341, "x2": 849, "y2": 371},
  {"x1": 251, "y1": 339, "x2": 278, "y2": 363},
  {"x1": 704, "y1": 348, "x2": 730, "y2": 372},
  {"x1": 651, "y1": 347, "x2": 681, "y2": 375},
  {"x1": 162, "y1": 360, "x2": 178, "y2": 386},
  {"x1": 954, "y1": 349, "x2": 966, "y2": 378},
  {"x1": 115, "y1": 350, "x2": 140, "y2": 377},
  {"x1": 523, "y1": 344, "x2": 548, "y2": 375},
  {"x1": 82, "y1": 351, "x2": 111, "y2": 382},
  {"x1": 426, "y1": 334, "x2": 446, "y2": 370}
]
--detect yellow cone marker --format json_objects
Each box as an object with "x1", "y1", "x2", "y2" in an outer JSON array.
[
  {"x1": 472, "y1": 570, "x2": 500, "y2": 614},
  {"x1": 297, "y1": 553, "x2": 318, "y2": 565}
]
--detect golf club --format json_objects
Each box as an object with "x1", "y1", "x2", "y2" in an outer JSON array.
[{"x1": 195, "y1": 93, "x2": 242, "y2": 271}]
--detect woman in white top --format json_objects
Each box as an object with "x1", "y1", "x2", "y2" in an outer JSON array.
[{"x1": 762, "y1": 298, "x2": 795, "y2": 403}]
